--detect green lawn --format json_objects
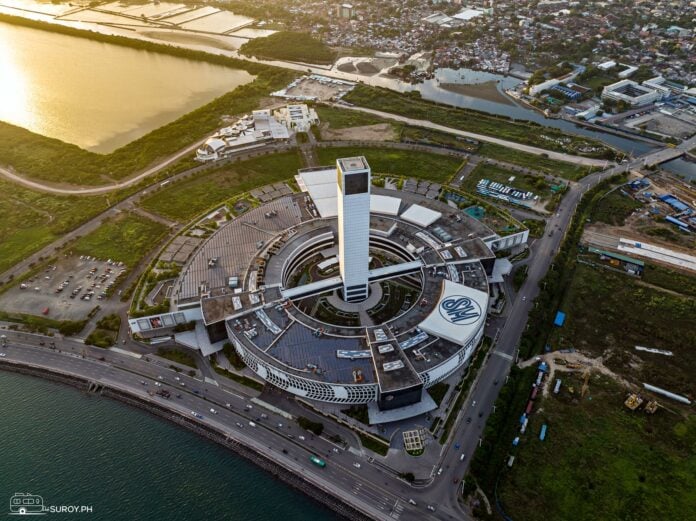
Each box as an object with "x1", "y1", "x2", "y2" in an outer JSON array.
[
  {"x1": 71, "y1": 213, "x2": 169, "y2": 267},
  {"x1": 549, "y1": 263, "x2": 695, "y2": 397},
  {"x1": 462, "y1": 162, "x2": 551, "y2": 198},
  {"x1": 591, "y1": 189, "x2": 643, "y2": 225},
  {"x1": 499, "y1": 374, "x2": 696, "y2": 521},
  {"x1": 156, "y1": 347, "x2": 197, "y2": 368},
  {"x1": 0, "y1": 179, "x2": 113, "y2": 274},
  {"x1": 316, "y1": 105, "x2": 390, "y2": 129},
  {"x1": 239, "y1": 31, "x2": 336, "y2": 64},
  {"x1": 316, "y1": 147, "x2": 462, "y2": 183},
  {"x1": 478, "y1": 143, "x2": 595, "y2": 181},
  {"x1": 343, "y1": 85, "x2": 615, "y2": 159},
  {"x1": 139, "y1": 152, "x2": 302, "y2": 222}
]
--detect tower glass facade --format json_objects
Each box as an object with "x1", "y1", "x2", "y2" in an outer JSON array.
[{"x1": 336, "y1": 157, "x2": 371, "y2": 302}]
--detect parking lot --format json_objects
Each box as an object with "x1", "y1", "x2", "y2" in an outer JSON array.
[{"x1": 0, "y1": 256, "x2": 126, "y2": 321}]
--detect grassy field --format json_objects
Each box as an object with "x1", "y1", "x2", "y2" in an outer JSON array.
[
  {"x1": 239, "y1": 31, "x2": 336, "y2": 64},
  {"x1": 156, "y1": 347, "x2": 197, "y2": 368},
  {"x1": 316, "y1": 147, "x2": 462, "y2": 183},
  {"x1": 71, "y1": 213, "x2": 169, "y2": 267},
  {"x1": 477, "y1": 143, "x2": 595, "y2": 181},
  {"x1": 499, "y1": 374, "x2": 696, "y2": 521},
  {"x1": 400, "y1": 126, "x2": 478, "y2": 152},
  {"x1": 343, "y1": 85, "x2": 615, "y2": 159},
  {"x1": 0, "y1": 179, "x2": 113, "y2": 274},
  {"x1": 461, "y1": 162, "x2": 551, "y2": 198},
  {"x1": 591, "y1": 189, "x2": 643, "y2": 225},
  {"x1": 548, "y1": 263, "x2": 695, "y2": 397},
  {"x1": 315, "y1": 105, "x2": 390, "y2": 130},
  {"x1": 642, "y1": 264, "x2": 696, "y2": 298},
  {"x1": 139, "y1": 152, "x2": 302, "y2": 222}
]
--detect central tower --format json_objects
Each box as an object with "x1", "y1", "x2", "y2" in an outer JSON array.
[{"x1": 336, "y1": 156, "x2": 371, "y2": 302}]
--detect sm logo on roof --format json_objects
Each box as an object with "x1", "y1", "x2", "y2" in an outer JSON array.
[{"x1": 439, "y1": 296, "x2": 481, "y2": 325}]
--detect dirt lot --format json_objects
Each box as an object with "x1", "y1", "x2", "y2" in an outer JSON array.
[
  {"x1": 0, "y1": 256, "x2": 126, "y2": 321},
  {"x1": 320, "y1": 123, "x2": 398, "y2": 142},
  {"x1": 284, "y1": 77, "x2": 352, "y2": 101}
]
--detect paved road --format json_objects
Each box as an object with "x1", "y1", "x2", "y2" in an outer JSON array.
[
  {"x1": 330, "y1": 103, "x2": 613, "y2": 168},
  {"x1": 431, "y1": 156, "x2": 643, "y2": 515},
  {"x1": 0, "y1": 332, "x2": 455, "y2": 521},
  {"x1": 0, "y1": 136, "x2": 210, "y2": 195}
]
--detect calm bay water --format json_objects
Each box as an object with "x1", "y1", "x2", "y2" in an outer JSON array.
[
  {"x1": 0, "y1": 371, "x2": 338, "y2": 520},
  {"x1": 0, "y1": 21, "x2": 253, "y2": 153}
]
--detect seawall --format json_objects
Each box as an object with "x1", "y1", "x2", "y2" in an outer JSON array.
[{"x1": 0, "y1": 360, "x2": 372, "y2": 521}]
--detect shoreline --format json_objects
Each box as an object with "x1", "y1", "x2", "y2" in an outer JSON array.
[{"x1": 0, "y1": 360, "x2": 372, "y2": 521}]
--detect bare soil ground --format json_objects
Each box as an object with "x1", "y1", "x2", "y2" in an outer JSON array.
[
  {"x1": 285, "y1": 78, "x2": 349, "y2": 101},
  {"x1": 320, "y1": 123, "x2": 398, "y2": 142}
]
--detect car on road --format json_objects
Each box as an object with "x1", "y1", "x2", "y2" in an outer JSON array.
[
  {"x1": 248, "y1": 421, "x2": 257, "y2": 428},
  {"x1": 427, "y1": 505, "x2": 436, "y2": 512},
  {"x1": 332, "y1": 448, "x2": 339, "y2": 453},
  {"x1": 174, "y1": 376, "x2": 180, "y2": 381},
  {"x1": 157, "y1": 376, "x2": 163, "y2": 380},
  {"x1": 408, "y1": 499, "x2": 417, "y2": 506},
  {"x1": 460, "y1": 454, "x2": 466, "y2": 461},
  {"x1": 245, "y1": 405, "x2": 253, "y2": 410},
  {"x1": 353, "y1": 462, "x2": 361, "y2": 468},
  {"x1": 454, "y1": 443, "x2": 460, "y2": 449},
  {"x1": 235, "y1": 422, "x2": 243, "y2": 428},
  {"x1": 298, "y1": 435, "x2": 306, "y2": 441},
  {"x1": 209, "y1": 408, "x2": 218, "y2": 415},
  {"x1": 225, "y1": 403, "x2": 232, "y2": 408},
  {"x1": 522, "y1": 296, "x2": 527, "y2": 301},
  {"x1": 466, "y1": 417, "x2": 472, "y2": 424},
  {"x1": 0, "y1": 353, "x2": 6, "y2": 357},
  {"x1": 154, "y1": 382, "x2": 162, "y2": 387},
  {"x1": 437, "y1": 468, "x2": 443, "y2": 476},
  {"x1": 278, "y1": 423, "x2": 283, "y2": 428}
]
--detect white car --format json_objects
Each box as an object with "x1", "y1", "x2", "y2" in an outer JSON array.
[
  {"x1": 460, "y1": 453, "x2": 466, "y2": 461},
  {"x1": 154, "y1": 382, "x2": 162, "y2": 387},
  {"x1": 408, "y1": 499, "x2": 417, "y2": 506},
  {"x1": 0, "y1": 353, "x2": 6, "y2": 357},
  {"x1": 298, "y1": 435, "x2": 306, "y2": 441},
  {"x1": 210, "y1": 408, "x2": 218, "y2": 415},
  {"x1": 437, "y1": 468, "x2": 443, "y2": 476},
  {"x1": 427, "y1": 505, "x2": 436, "y2": 512},
  {"x1": 248, "y1": 421, "x2": 257, "y2": 428},
  {"x1": 353, "y1": 462, "x2": 361, "y2": 469}
]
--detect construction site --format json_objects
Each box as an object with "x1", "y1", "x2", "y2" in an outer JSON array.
[{"x1": 495, "y1": 234, "x2": 695, "y2": 521}]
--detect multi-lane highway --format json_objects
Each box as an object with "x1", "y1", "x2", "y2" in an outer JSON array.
[
  {"x1": 0, "y1": 332, "x2": 447, "y2": 521},
  {"x1": 0, "y1": 149, "x2": 663, "y2": 520}
]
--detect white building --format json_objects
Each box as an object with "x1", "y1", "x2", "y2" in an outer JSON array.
[
  {"x1": 601, "y1": 79, "x2": 665, "y2": 107},
  {"x1": 273, "y1": 104, "x2": 319, "y2": 133},
  {"x1": 336, "y1": 157, "x2": 371, "y2": 302},
  {"x1": 196, "y1": 110, "x2": 289, "y2": 162}
]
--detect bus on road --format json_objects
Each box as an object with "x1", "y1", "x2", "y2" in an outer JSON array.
[{"x1": 309, "y1": 455, "x2": 326, "y2": 468}]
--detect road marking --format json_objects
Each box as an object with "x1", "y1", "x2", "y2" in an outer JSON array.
[{"x1": 493, "y1": 351, "x2": 514, "y2": 360}]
